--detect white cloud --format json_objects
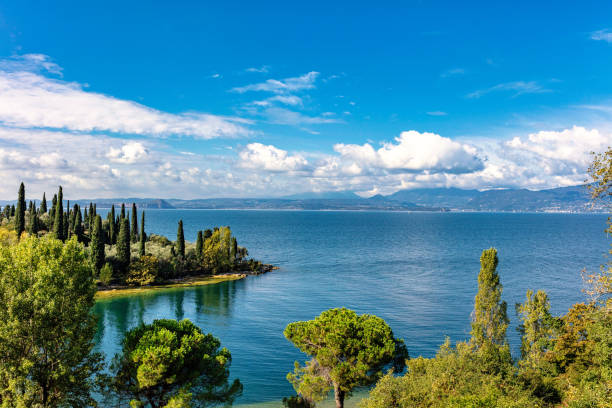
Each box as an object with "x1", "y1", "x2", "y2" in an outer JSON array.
[
  {"x1": 0, "y1": 56, "x2": 251, "y2": 139},
  {"x1": 245, "y1": 66, "x2": 270, "y2": 73},
  {"x1": 263, "y1": 107, "x2": 341, "y2": 126},
  {"x1": 252, "y1": 95, "x2": 303, "y2": 107},
  {"x1": 231, "y1": 72, "x2": 319, "y2": 94},
  {"x1": 238, "y1": 143, "x2": 308, "y2": 172},
  {"x1": 107, "y1": 142, "x2": 149, "y2": 164},
  {"x1": 332, "y1": 131, "x2": 484, "y2": 174},
  {"x1": 591, "y1": 29, "x2": 612, "y2": 43},
  {"x1": 467, "y1": 81, "x2": 551, "y2": 99}
]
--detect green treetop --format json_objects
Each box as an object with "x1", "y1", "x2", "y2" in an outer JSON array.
[
  {"x1": 15, "y1": 182, "x2": 25, "y2": 237},
  {"x1": 120, "y1": 203, "x2": 125, "y2": 220},
  {"x1": 109, "y1": 205, "x2": 116, "y2": 244},
  {"x1": 40, "y1": 192, "x2": 47, "y2": 214},
  {"x1": 50, "y1": 193, "x2": 57, "y2": 218},
  {"x1": 284, "y1": 307, "x2": 408, "y2": 408},
  {"x1": 116, "y1": 218, "x2": 131, "y2": 270},
  {"x1": 176, "y1": 219, "x2": 185, "y2": 258},
  {"x1": 90, "y1": 215, "x2": 105, "y2": 274},
  {"x1": 53, "y1": 186, "x2": 64, "y2": 241},
  {"x1": 108, "y1": 319, "x2": 242, "y2": 407},
  {"x1": 516, "y1": 289, "x2": 556, "y2": 371},
  {"x1": 0, "y1": 235, "x2": 102, "y2": 406}
]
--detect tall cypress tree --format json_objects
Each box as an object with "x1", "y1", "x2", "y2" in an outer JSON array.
[
  {"x1": 120, "y1": 203, "x2": 126, "y2": 220},
  {"x1": 28, "y1": 202, "x2": 39, "y2": 235},
  {"x1": 40, "y1": 192, "x2": 47, "y2": 214},
  {"x1": 176, "y1": 220, "x2": 185, "y2": 258},
  {"x1": 130, "y1": 203, "x2": 138, "y2": 242},
  {"x1": 73, "y1": 207, "x2": 83, "y2": 242},
  {"x1": 116, "y1": 218, "x2": 131, "y2": 270},
  {"x1": 50, "y1": 193, "x2": 57, "y2": 218},
  {"x1": 53, "y1": 186, "x2": 64, "y2": 241},
  {"x1": 139, "y1": 211, "x2": 146, "y2": 257},
  {"x1": 10, "y1": 205, "x2": 14, "y2": 217},
  {"x1": 15, "y1": 182, "x2": 26, "y2": 237},
  {"x1": 195, "y1": 230, "x2": 203, "y2": 261},
  {"x1": 89, "y1": 203, "x2": 94, "y2": 230},
  {"x1": 109, "y1": 205, "x2": 116, "y2": 244},
  {"x1": 63, "y1": 212, "x2": 69, "y2": 240},
  {"x1": 90, "y1": 215, "x2": 105, "y2": 273}
]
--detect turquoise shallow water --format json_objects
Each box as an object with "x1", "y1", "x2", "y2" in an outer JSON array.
[{"x1": 93, "y1": 211, "x2": 610, "y2": 405}]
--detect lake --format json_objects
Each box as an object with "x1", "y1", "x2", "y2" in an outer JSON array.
[{"x1": 93, "y1": 210, "x2": 610, "y2": 406}]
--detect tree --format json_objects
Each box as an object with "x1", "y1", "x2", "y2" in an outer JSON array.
[
  {"x1": 284, "y1": 308, "x2": 408, "y2": 408},
  {"x1": 139, "y1": 211, "x2": 146, "y2": 257},
  {"x1": 50, "y1": 193, "x2": 57, "y2": 218},
  {"x1": 90, "y1": 215, "x2": 105, "y2": 273},
  {"x1": 14, "y1": 182, "x2": 25, "y2": 237},
  {"x1": 53, "y1": 186, "x2": 64, "y2": 241},
  {"x1": 471, "y1": 248, "x2": 509, "y2": 347},
  {"x1": 0, "y1": 236, "x2": 102, "y2": 406},
  {"x1": 40, "y1": 192, "x2": 47, "y2": 214},
  {"x1": 28, "y1": 202, "x2": 39, "y2": 236},
  {"x1": 116, "y1": 218, "x2": 131, "y2": 271},
  {"x1": 73, "y1": 205, "x2": 84, "y2": 242},
  {"x1": 516, "y1": 290, "x2": 556, "y2": 369},
  {"x1": 109, "y1": 205, "x2": 116, "y2": 244},
  {"x1": 195, "y1": 230, "x2": 203, "y2": 262},
  {"x1": 176, "y1": 220, "x2": 185, "y2": 258},
  {"x1": 120, "y1": 203, "x2": 126, "y2": 220},
  {"x1": 202, "y1": 227, "x2": 233, "y2": 274},
  {"x1": 131, "y1": 203, "x2": 138, "y2": 243},
  {"x1": 109, "y1": 319, "x2": 242, "y2": 407},
  {"x1": 126, "y1": 255, "x2": 159, "y2": 286}
]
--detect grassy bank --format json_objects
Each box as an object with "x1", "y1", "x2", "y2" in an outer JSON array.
[{"x1": 96, "y1": 274, "x2": 246, "y2": 300}]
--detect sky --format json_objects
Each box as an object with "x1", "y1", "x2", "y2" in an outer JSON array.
[{"x1": 0, "y1": 1, "x2": 612, "y2": 199}]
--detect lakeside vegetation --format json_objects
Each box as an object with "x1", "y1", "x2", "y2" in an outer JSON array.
[
  {"x1": 0, "y1": 150, "x2": 609, "y2": 407},
  {"x1": 0, "y1": 184, "x2": 270, "y2": 292}
]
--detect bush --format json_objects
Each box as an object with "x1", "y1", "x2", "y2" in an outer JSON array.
[
  {"x1": 283, "y1": 395, "x2": 314, "y2": 408},
  {"x1": 99, "y1": 262, "x2": 113, "y2": 286},
  {"x1": 126, "y1": 255, "x2": 159, "y2": 286}
]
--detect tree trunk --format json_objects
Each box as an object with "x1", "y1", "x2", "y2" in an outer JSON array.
[{"x1": 333, "y1": 382, "x2": 345, "y2": 408}]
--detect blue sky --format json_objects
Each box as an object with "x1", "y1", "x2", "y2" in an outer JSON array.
[{"x1": 0, "y1": 1, "x2": 611, "y2": 198}]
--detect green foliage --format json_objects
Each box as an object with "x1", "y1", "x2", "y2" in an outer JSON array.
[
  {"x1": 109, "y1": 319, "x2": 242, "y2": 407},
  {"x1": 202, "y1": 226, "x2": 235, "y2": 274},
  {"x1": 0, "y1": 235, "x2": 102, "y2": 406},
  {"x1": 126, "y1": 255, "x2": 159, "y2": 286},
  {"x1": 176, "y1": 219, "x2": 185, "y2": 258},
  {"x1": 139, "y1": 211, "x2": 146, "y2": 257},
  {"x1": 90, "y1": 215, "x2": 105, "y2": 273},
  {"x1": 40, "y1": 192, "x2": 47, "y2": 214},
  {"x1": 116, "y1": 218, "x2": 131, "y2": 271},
  {"x1": 53, "y1": 186, "x2": 64, "y2": 241},
  {"x1": 99, "y1": 262, "x2": 113, "y2": 286},
  {"x1": 15, "y1": 182, "x2": 25, "y2": 237},
  {"x1": 131, "y1": 203, "x2": 138, "y2": 243},
  {"x1": 195, "y1": 230, "x2": 203, "y2": 261},
  {"x1": 283, "y1": 395, "x2": 315, "y2": 408},
  {"x1": 284, "y1": 308, "x2": 408, "y2": 408}
]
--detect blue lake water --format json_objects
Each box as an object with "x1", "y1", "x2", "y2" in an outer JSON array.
[{"x1": 93, "y1": 210, "x2": 610, "y2": 406}]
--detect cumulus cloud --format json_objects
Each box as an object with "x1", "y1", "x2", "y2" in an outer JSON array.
[
  {"x1": 231, "y1": 72, "x2": 319, "y2": 94},
  {"x1": 107, "y1": 142, "x2": 149, "y2": 164},
  {"x1": 0, "y1": 56, "x2": 251, "y2": 139},
  {"x1": 238, "y1": 143, "x2": 309, "y2": 172},
  {"x1": 333, "y1": 131, "x2": 484, "y2": 174}
]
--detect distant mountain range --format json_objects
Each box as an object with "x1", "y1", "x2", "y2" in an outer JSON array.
[{"x1": 1, "y1": 184, "x2": 604, "y2": 212}]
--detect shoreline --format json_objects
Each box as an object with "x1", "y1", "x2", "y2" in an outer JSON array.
[{"x1": 95, "y1": 274, "x2": 246, "y2": 301}]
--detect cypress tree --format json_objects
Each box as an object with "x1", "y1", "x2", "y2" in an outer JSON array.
[
  {"x1": 203, "y1": 229, "x2": 212, "y2": 240},
  {"x1": 83, "y1": 207, "x2": 88, "y2": 227},
  {"x1": 139, "y1": 211, "x2": 146, "y2": 257},
  {"x1": 89, "y1": 203, "x2": 94, "y2": 230},
  {"x1": 130, "y1": 203, "x2": 138, "y2": 242},
  {"x1": 90, "y1": 215, "x2": 105, "y2": 273},
  {"x1": 74, "y1": 207, "x2": 83, "y2": 242},
  {"x1": 176, "y1": 220, "x2": 185, "y2": 258},
  {"x1": 53, "y1": 186, "x2": 64, "y2": 241},
  {"x1": 231, "y1": 236, "x2": 238, "y2": 263},
  {"x1": 15, "y1": 182, "x2": 26, "y2": 237},
  {"x1": 63, "y1": 212, "x2": 69, "y2": 240},
  {"x1": 41, "y1": 192, "x2": 47, "y2": 213},
  {"x1": 50, "y1": 194, "x2": 57, "y2": 218},
  {"x1": 195, "y1": 230, "x2": 203, "y2": 261},
  {"x1": 10, "y1": 205, "x2": 14, "y2": 217},
  {"x1": 470, "y1": 248, "x2": 509, "y2": 348},
  {"x1": 120, "y1": 203, "x2": 125, "y2": 220},
  {"x1": 3, "y1": 205, "x2": 9, "y2": 219},
  {"x1": 116, "y1": 218, "x2": 131, "y2": 270},
  {"x1": 28, "y1": 202, "x2": 39, "y2": 235},
  {"x1": 109, "y1": 205, "x2": 116, "y2": 244}
]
